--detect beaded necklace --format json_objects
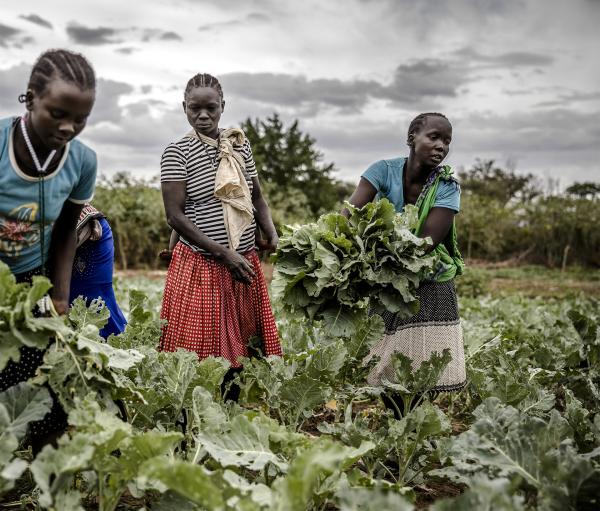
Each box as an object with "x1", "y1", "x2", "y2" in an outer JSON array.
[
  {"x1": 19, "y1": 116, "x2": 56, "y2": 275},
  {"x1": 196, "y1": 130, "x2": 220, "y2": 173}
]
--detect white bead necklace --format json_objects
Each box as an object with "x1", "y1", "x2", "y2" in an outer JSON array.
[{"x1": 19, "y1": 116, "x2": 56, "y2": 175}]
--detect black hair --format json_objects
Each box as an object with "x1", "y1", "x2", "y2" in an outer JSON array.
[
  {"x1": 184, "y1": 73, "x2": 224, "y2": 101},
  {"x1": 407, "y1": 112, "x2": 449, "y2": 139},
  {"x1": 18, "y1": 49, "x2": 95, "y2": 103}
]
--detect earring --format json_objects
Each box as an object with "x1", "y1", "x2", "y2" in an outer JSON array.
[{"x1": 24, "y1": 90, "x2": 34, "y2": 109}]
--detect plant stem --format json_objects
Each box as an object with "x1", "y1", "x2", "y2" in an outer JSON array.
[{"x1": 379, "y1": 459, "x2": 397, "y2": 483}]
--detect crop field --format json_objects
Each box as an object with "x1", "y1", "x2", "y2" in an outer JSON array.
[{"x1": 1, "y1": 261, "x2": 599, "y2": 510}]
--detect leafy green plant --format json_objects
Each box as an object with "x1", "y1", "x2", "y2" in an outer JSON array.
[
  {"x1": 0, "y1": 383, "x2": 51, "y2": 494},
  {"x1": 431, "y1": 398, "x2": 600, "y2": 509},
  {"x1": 380, "y1": 349, "x2": 452, "y2": 416},
  {"x1": 271, "y1": 199, "x2": 435, "y2": 335},
  {"x1": 1, "y1": 266, "x2": 600, "y2": 510}
]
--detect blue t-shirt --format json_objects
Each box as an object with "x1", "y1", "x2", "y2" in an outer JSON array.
[
  {"x1": 362, "y1": 157, "x2": 460, "y2": 213},
  {"x1": 0, "y1": 117, "x2": 97, "y2": 274}
]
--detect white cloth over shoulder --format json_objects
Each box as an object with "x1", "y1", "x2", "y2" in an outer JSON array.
[{"x1": 185, "y1": 128, "x2": 254, "y2": 250}]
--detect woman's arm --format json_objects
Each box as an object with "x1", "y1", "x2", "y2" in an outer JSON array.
[
  {"x1": 161, "y1": 181, "x2": 255, "y2": 283},
  {"x1": 251, "y1": 177, "x2": 278, "y2": 251},
  {"x1": 168, "y1": 229, "x2": 179, "y2": 251},
  {"x1": 419, "y1": 207, "x2": 454, "y2": 251},
  {"x1": 48, "y1": 201, "x2": 84, "y2": 315},
  {"x1": 342, "y1": 178, "x2": 378, "y2": 217}
]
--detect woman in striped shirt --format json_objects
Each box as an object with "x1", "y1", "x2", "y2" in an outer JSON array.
[{"x1": 159, "y1": 74, "x2": 282, "y2": 396}]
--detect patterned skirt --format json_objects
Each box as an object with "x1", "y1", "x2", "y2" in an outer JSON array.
[
  {"x1": 365, "y1": 280, "x2": 466, "y2": 392},
  {"x1": 159, "y1": 243, "x2": 282, "y2": 367},
  {"x1": 0, "y1": 266, "x2": 67, "y2": 449}
]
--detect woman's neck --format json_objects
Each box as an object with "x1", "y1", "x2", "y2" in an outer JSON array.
[
  {"x1": 201, "y1": 127, "x2": 220, "y2": 140},
  {"x1": 13, "y1": 118, "x2": 61, "y2": 177},
  {"x1": 405, "y1": 154, "x2": 435, "y2": 185}
]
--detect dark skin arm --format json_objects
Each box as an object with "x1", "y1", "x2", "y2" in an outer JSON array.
[
  {"x1": 251, "y1": 177, "x2": 279, "y2": 252},
  {"x1": 344, "y1": 177, "x2": 454, "y2": 250},
  {"x1": 168, "y1": 229, "x2": 179, "y2": 251},
  {"x1": 419, "y1": 207, "x2": 454, "y2": 249},
  {"x1": 161, "y1": 181, "x2": 255, "y2": 284},
  {"x1": 344, "y1": 177, "x2": 377, "y2": 214},
  {"x1": 48, "y1": 201, "x2": 83, "y2": 315}
]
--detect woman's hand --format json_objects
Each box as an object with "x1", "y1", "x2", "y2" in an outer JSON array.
[
  {"x1": 256, "y1": 233, "x2": 279, "y2": 253},
  {"x1": 221, "y1": 249, "x2": 256, "y2": 284},
  {"x1": 90, "y1": 219, "x2": 103, "y2": 241},
  {"x1": 51, "y1": 296, "x2": 69, "y2": 316}
]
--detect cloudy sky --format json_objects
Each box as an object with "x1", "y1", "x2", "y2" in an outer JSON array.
[{"x1": 1, "y1": 0, "x2": 599, "y2": 187}]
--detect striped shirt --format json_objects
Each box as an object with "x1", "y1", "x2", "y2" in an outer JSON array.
[{"x1": 160, "y1": 132, "x2": 257, "y2": 254}]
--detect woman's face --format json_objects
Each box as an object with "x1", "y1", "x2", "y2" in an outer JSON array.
[
  {"x1": 27, "y1": 77, "x2": 95, "y2": 151},
  {"x1": 409, "y1": 116, "x2": 452, "y2": 168},
  {"x1": 183, "y1": 86, "x2": 224, "y2": 138}
]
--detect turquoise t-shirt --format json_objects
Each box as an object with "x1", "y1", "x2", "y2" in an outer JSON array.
[
  {"x1": 362, "y1": 157, "x2": 460, "y2": 213},
  {"x1": 0, "y1": 117, "x2": 97, "y2": 274}
]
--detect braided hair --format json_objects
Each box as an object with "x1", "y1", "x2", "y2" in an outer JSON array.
[
  {"x1": 407, "y1": 112, "x2": 449, "y2": 141},
  {"x1": 18, "y1": 49, "x2": 96, "y2": 103},
  {"x1": 184, "y1": 73, "x2": 223, "y2": 101}
]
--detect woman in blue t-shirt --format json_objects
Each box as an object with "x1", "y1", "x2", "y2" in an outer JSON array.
[
  {"x1": 0, "y1": 49, "x2": 97, "y2": 452},
  {"x1": 346, "y1": 112, "x2": 466, "y2": 417}
]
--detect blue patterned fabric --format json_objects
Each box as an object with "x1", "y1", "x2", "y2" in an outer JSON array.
[{"x1": 69, "y1": 217, "x2": 127, "y2": 338}]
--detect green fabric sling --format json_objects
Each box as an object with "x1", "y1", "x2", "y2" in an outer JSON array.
[{"x1": 414, "y1": 165, "x2": 465, "y2": 282}]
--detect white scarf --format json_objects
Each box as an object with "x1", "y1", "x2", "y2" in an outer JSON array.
[{"x1": 186, "y1": 128, "x2": 254, "y2": 250}]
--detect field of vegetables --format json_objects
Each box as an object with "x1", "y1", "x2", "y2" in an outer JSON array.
[{"x1": 1, "y1": 259, "x2": 599, "y2": 510}]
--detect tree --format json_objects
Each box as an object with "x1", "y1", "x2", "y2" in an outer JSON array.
[
  {"x1": 242, "y1": 114, "x2": 343, "y2": 217},
  {"x1": 458, "y1": 159, "x2": 541, "y2": 205},
  {"x1": 92, "y1": 172, "x2": 170, "y2": 269},
  {"x1": 566, "y1": 182, "x2": 600, "y2": 199}
]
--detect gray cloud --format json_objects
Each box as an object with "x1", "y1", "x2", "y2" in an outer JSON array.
[
  {"x1": 19, "y1": 14, "x2": 53, "y2": 29},
  {"x1": 0, "y1": 23, "x2": 34, "y2": 48},
  {"x1": 246, "y1": 12, "x2": 270, "y2": 22},
  {"x1": 219, "y1": 48, "x2": 554, "y2": 115},
  {"x1": 66, "y1": 23, "x2": 182, "y2": 46},
  {"x1": 457, "y1": 108, "x2": 600, "y2": 153},
  {"x1": 89, "y1": 79, "x2": 135, "y2": 124},
  {"x1": 0, "y1": 63, "x2": 30, "y2": 111},
  {"x1": 81, "y1": 105, "x2": 188, "y2": 177},
  {"x1": 141, "y1": 29, "x2": 183, "y2": 42},
  {"x1": 115, "y1": 47, "x2": 138, "y2": 55},
  {"x1": 198, "y1": 12, "x2": 270, "y2": 31},
  {"x1": 535, "y1": 90, "x2": 600, "y2": 108},
  {"x1": 382, "y1": 59, "x2": 468, "y2": 103},
  {"x1": 220, "y1": 73, "x2": 378, "y2": 113},
  {"x1": 66, "y1": 23, "x2": 123, "y2": 45},
  {"x1": 159, "y1": 31, "x2": 182, "y2": 41},
  {"x1": 220, "y1": 60, "x2": 470, "y2": 115},
  {"x1": 198, "y1": 19, "x2": 241, "y2": 31},
  {"x1": 454, "y1": 47, "x2": 554, "y2": 68},
  {"x1": 0, "y1": 24, "x2": 20, "y2": 39}
]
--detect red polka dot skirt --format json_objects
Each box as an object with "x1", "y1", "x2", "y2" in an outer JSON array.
[{"x1": 159, "y1": 243, "x2": 282, "y2": 366}]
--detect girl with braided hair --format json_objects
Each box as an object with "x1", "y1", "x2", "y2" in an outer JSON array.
[
  {"x1": 0, "y1": 48, "x2": 97, "y2": 451},
  {"x1": 159, "y1": 73, "x2": 282, "y2": 398},
  {"x1": 346, "y1": 113, "x2": 466, "y2": 417}
]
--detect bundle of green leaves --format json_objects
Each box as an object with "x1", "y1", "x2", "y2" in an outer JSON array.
[{"x1": 271, "y1": 199, "x2": 437, "y2": 333}]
